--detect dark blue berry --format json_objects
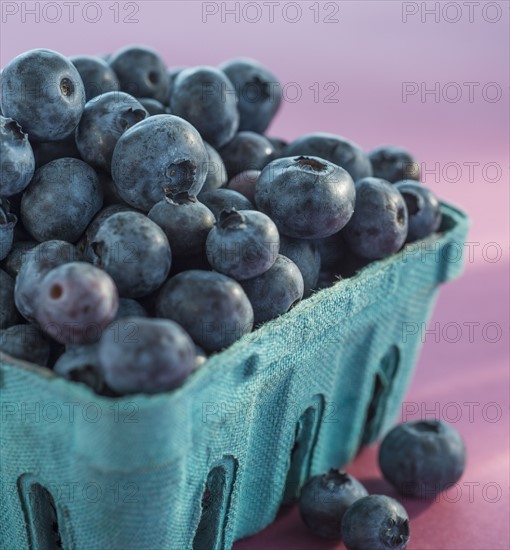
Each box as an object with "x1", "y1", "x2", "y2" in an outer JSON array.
[
  {"x1": 219, "y1": 131, "x2": 274, "y2": 179},
  {"x1": 0, "y1": 324, "x2": 50, "y2": 366},
  {"x1": 284, "y1": 133, "x2": 372, "y2": 182},
  {"x1": 0, "y1": 268, "x2": 20, "y2": 329},
  {"x1": 226, "y1": 170, "x2": 260, "y2": 203},
  {"x1": 279, "y1": 235, "x2": 321, "y2": 297},
  {"x1": 378, "y1": 420, "x2": 466, "y2": 498},
  {"x1": 298, "y1": 469, "x2": 368, "y2": 539},
  {"x1": 343, "y1": 177, "x2": 408, "y2": 260},
  {"x1": 206, "y1": 209, "x2": 280, "y2": 280},
  {"x1": 170, "y1": 66, "x2": 239, "y2": 149},
  {"x1": 137, "y1": 97, "x2": 170, "y2": 116},
  {"x1": 31, "y1": 133, "x2": 81, "y2": 168},
  {"x1": 53, "y1": 343, "x2": 105, "y2": 393},
  {"x1": 20, "y1": 158, "x2": 103, "y2": 242},
  {"x1": 200, "y1": 141, "x2": 228, "y2": 194},
  {"x1": 395, "y1": 181, "x2": 442, "y2": 242},
  {"x1": 0, "y1": 201, "x2": 17, "y2": 261},
  {"x1": 240, "y1": 254, "x2": 304, "y2": 325},
  {"x1": 70, "y1": 55, "x2": 119, "y2": 101},
  {"x1": 341, "y1": 495, "x2": 410, "y2": 550},
  {"x1": 0, "y1": 49, "x2": 86, "y2": 141},
  {"x1": 98, "y1": 317, "x2": 196, "y2": 394},
  {"x1": 369, "y1": 146, "x2": 420, "y2": 183},
  {"x1": 0, "y1": 116, "x2": 35, "y2": 196},
  {"x1": 111, "y1": 114, "x2": 208, "y2": 211},
  {"x1": 1, "y1": 241, "x2": 37, "y2": 278},
  {"x1": 156, "y1": 270, "x2": 254, "y2": 352},
  {"x1": 255, "y1": 156, "x2": 355, "y2": 239},
  {"x1": 199, "y1": 188, "x2": 253, "y2": 219}
]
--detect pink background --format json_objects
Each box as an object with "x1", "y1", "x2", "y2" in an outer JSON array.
[{"x1": 2, "y1": 1, "x2": 508, "y2": 548}]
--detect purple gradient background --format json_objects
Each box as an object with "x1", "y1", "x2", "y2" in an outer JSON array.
[{"x1": 1, "y1": 1, "x2": 508, "y2": 548}]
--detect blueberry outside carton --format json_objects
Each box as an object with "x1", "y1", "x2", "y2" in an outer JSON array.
[{"x1": 0, "y1": 202, "x2": 469, "y2": 550}]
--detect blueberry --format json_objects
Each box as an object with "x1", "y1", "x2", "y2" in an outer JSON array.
[
  {"x1": 31, "y1": 133, "x2": 81, "y2": 168},
  {"x1": 206, "y1": 209, "x2": 280, "y2": 280},
  {"x1": 90, "y1": 211, "x2": 172, "y2": 298},
  {"x1": 298, "y1": 469, "x2": 368, "y2": 539},
  {"x1": 394, "y1": 181, "x2": 442, "y2": 242},
  {"x1": 341, "y1": 495, "x2": 410, "y2": 550},
  {"x1": 378, "y1": 420, "x2": 466, "y2": 498},
  {"x1": 226, "y1": 170, "x2": 260, "y2": 203},
  {"x1": 77, "y1": 203, "x2": 135, "y2": 262},
  {"x1": 0, "y1": 116, "x2": 35, "y2": 196},
  {"x1": 0, "y1": 324, "x2": 50, "y2": 366},
  {"x1": 111, "y1": 114, "x2": 208, "y2": 211},
  {"x1": 255, "y1": 156, "x2": 356, "y2": 239},
  {"x1": 148, "y1": 194, "x2": 215, "y2": 257},
  {"x1": 35, "y1": 261, "x2": 119, "y2": 345},
  {"x1": 315, "y1": 231, "x2": 348, "y2": 271},
  {"x1": 200, "y1": 142, "x2": 228, "y2": 193},
  {"x1": 240, "y1": 254, "x2": 304, "y2": 325},
  {"x1": 137, "y1": 97, "x2": 170, "y2": 116},
  {"x1": 96, "y1": 170, "x2": 130, "y2": 207},
  {"x1": 156, "y1": 270, "x2": 254, "y2": 352},
  {"x1": 98, "y1": 316, "x2": 196, "y2": 394},
  {"x1": 219, "y1": 131, "x2": 274, "y2": 179},
  {"x1": 284, "y1": 133, "x2": 372, "y2": 182},
  {"x1": 0, "y1": 268, "x2": 20, "y2": 329},
  {"x1": 167, "y1": 66, "x2": 185, "y2": 106},
  {"x1": 1, "y1": 241, "x2": 37, "y2": 277},
  {"x1": 170, "y1": 66, "x2": 239, "y2": 149},
  {"x1": 199, "y1": 188, "x2": 254, "y2": 220},
  {"x1": 0, "y1": 49, "x2": 86, "y2": 141},
  {"x1": 369, "y1": 146, "x2": 420, "y2": 183},
  {"x1": 114, "y1": 298, "x2": 147, "y2": 320},
  {"x1": 14, "y1": 240, "x2": 80, "y2": 322},
  {"x1": 219, "y1": 58, "x2": 282, "y2": 134},
  {"x1": 279, "y1": 235, "x2": 321, "y2": 297},
  {"x1": 53, "y1": 343, "x2": 106, "y2": 393},
  {"x1": 343, "y1": 177, "x2": 408, "y2": 260},
  {"x1": 108, "y1": 45, "x2": 170, "y2": 104},
  {"x1": 75, "y1": 92, "x2": 148, "y2": 173},
  {"x1": 70, "y1": 55, "x2": 119, "y2": 101},
  {"x1": 21, "y1": 158, "x2": 103, "y2": 242},
  {"x1": 0, "y1": 201, "x2": 17, "y2": 261}
]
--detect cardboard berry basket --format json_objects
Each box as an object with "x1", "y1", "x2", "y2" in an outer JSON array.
[{"x1": 0, "y1": 202, "x2": 469, "y2": 550}]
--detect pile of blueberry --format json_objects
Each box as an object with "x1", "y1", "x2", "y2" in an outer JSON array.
[
  {"x1": 298, "y1": 419, "x2": 466, "y2": 549},
  {"x1": 0, "y1": 45, "x2": 443, "y2": 395}
]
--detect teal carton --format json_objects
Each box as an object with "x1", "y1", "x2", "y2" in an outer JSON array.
[{"x1": 0, "y1": 203, "x2": 469, "y2": 550}]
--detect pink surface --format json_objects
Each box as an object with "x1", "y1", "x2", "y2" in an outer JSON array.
[{"x1": 2, "y1": 2, "x2": 508, "y2": 548}]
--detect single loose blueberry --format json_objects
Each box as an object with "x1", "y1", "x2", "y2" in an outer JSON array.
[
  {"x1": 70, "y1": 55, "x2": 119, "y2": 101},
  {"x1": 369, "y1": 146, "x2": 420, "y2": 183},
  {"x1": 343, "y1": 177, "x2": 408, "y2": 260},
  {"x1": 378, "y1": 420, "x2": 466, "y2": 498},
  {"x1": 98, "y1": 317, "x2": 196, "y2": 394},
  {"x1": 219, "y1": 131, "x2": 274, "y2": 179},
  {"x1": 199, "y1": 188, "x2": 254, "y2": 220},
  {"x1": 279, "y1": 235, "x2": 321, "y2": 297},
  {"x1": 284, "y1": 133, "x2": 372, "y2": 182},
  {"x1": 90, "y1": 211, "x2": 172, "y2": 298},
  {"x1": 148, "y1": 194, "x2": 215, "y2": 257},
  {"x1": 255, "y1": 156, "x2": 356, "y2": 239},
  {"x1": 0, "y1": 116, "x2": 35, "y2": 196},
  {"x1": 240, "y1": 254, "x2": 304, "y2": 325},
  {"x1": 114, "y1": 298, "x2": 147, "y2": 320},
  {"x1": 0, "y1": 49, "x2": 86, "y2": 141},
  {"x1": 21, "y1": 158, "x2": 103, "y2": 242},
  {"x1": 200, "y1": 142, "x2": 228, "y2": 193},
  {"x1": 341, "y1": 495, "x2": 410, "y2": 550},
  {"x1": 35, "y1": 261, "x2": 119, "y2": 345},
  {"x1": 156, "y1": 270, "x2": 254, "y2": 352},
  {"x1": 75, "y1": 91, "x2": 148, "y2": 173},
  {"x1": 298, "y1": 469, "x2": 368, "y2": 539},
  {"x1": 14, "y1": 240, "x2": 80, "y2": 322},
  {"x1": 266, "y1": 136, "x2": 288, "y2": 159},
  {"x1": 170, "y1": 66, "x2": 239, "y2": 149},
  {"x1": 0, "y1": 324, "x2": 50, "y2": 366},
  {"x1": 109, "y1": 45, "x2": 170, "y2": 103},
  {"x1": 226, "y1": 170, "x2": 260, "y2": 203},
  {"x1": 0, "y1": 202, "x2": 17, "y2": 261},
  {"x1": 0, "y1": 268, "x2": 20, "y2": 329},
  {"x1": 137, "y1": 97, "x2": 170, "y2": 116},
  {"x1": 206, "y1": 209, "x2": 280, "y2": 280},
  {"x1": 394, "y1": 181, "x2": 442, "y2": 242},
  {"x1": 220, "y1": 58, "x2": 282, "y2": 134},
  {"x1": 111, "y1": 114, "x2": 208, "y2": 211}
]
